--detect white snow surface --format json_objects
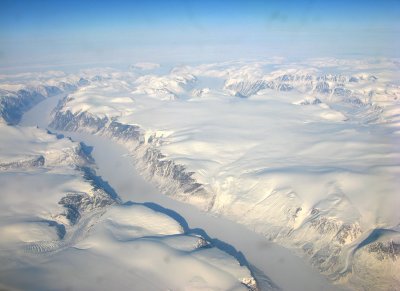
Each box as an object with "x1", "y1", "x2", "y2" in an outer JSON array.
[
  {"x1": 47, "y1": 58, "x2": 400, "y2": 289},
  {"x1": 58, "y1": 59, "x2": 400, "y2": 226},
  {"x1": 1, "y1": 57, "x2": 400, "y2": 290},
  {"x1": 0, "y1": 124, "x2": 256, "y2": 291}
]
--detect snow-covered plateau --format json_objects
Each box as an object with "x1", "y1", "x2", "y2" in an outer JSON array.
[{"x1": 1, "y1": 58, "x2": 399, "y2": 290}]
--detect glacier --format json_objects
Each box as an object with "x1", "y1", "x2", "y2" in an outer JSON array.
[
  {"x1": 0, "y1": 124, "x2": 258, "y2": 290},
  {"x1": 1, "y1": 57, "x2": 399, "y2": 290}
]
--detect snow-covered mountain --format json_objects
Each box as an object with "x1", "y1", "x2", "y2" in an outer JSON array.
[
  {"x1": 0, "y1": 124, "x2": 257, "y2": 290},
  {"x1": 0, "y1": 71, "x2": 90, "y2": 124},
  {"x1": 1, "y1": 57, "x2": 399, "y2": 290}
]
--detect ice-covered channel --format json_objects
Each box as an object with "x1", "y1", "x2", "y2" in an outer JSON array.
[{"x1": 20, "y1": 95, "x2": 340, "y2": 291}]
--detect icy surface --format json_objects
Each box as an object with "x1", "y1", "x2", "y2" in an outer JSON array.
[
  {"x1": 0, "y1": 124, "x2": 257, "y2": 291},
  {"x1": 1, "y1": 57, "x2": 400, "y2": 290},
  {"x1": 44, "y1": 58, "x2": 400, "y2": 290}
]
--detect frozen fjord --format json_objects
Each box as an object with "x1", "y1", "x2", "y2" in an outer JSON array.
[
  {"x1": 18, "y1": 72, "x2": 339, "y2": 291},
  {"x1": 4, "y1": 57, "x2": 399, "y2": 290}
]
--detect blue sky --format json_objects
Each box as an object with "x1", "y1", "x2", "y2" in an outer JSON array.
[{"x1": 0, "y1": 0, "x2": 399, "y2": 70}]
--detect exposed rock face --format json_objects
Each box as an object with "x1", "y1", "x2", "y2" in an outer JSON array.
[
  {"x1": 223, "y1": 72, "x2": 395, "y2": 108},
  {"x1": 298, "y1": 97, "x2": 322, "y2": 105},
  {"x1": 224, "y1": 72, "x2": 390, "y2": 127},
  {"x1": 0, "y1": 155, "x2": 45, "y2": 170},
  {"x1": 368, "y1": 240, "x2": 400, "y2": 261},
  {"x1": 102, "y1": 120, "x2": 142, "y2": 141},
  {"x1": 58, "y1": 190, "x2": 116, "y2": 225},
  {"x1": 348, "y1": 229, "x2": 400, "y2": 290},
  {"x1": 0, "y1": 89, "x2": 45, "y2": 124},
  {"x1": 135, "y1": 144, "x2": 213, "y2": 210},
  {"x1": 51, "y1": 110, "x2": 108, "y2": 133},
  {"x1": 0, "y1": 80, "x2": 87, "y2": 124},
  {"x1": 56, "y1": 161, "x2": 120, "y2": 227},
  {"x1": 298, "y1": 217, "x2": 362, "y2": 275},
  {"x1": 241, "y1": 277, "x2": 259, "y2": 291},
  {"x1": 50, "y1": 107, "x2": 214, "y2": 210},
  {"x1": 225, "y1": 80, "x2": 271, "y2": 98}
]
